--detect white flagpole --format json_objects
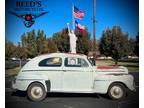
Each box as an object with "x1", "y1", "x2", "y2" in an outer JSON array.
[{"x1": 72, "y1": 3, "x2": 75, "y2": 31}]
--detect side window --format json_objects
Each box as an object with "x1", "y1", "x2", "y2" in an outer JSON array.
[
  {"x1": 80, "y1": 58, "x2": 89, "y2": 67},
  {"x1": 39, "y1": 57, "x2": 62, "y2": 67},
  {"x1": 65, "y1": 57, "x2": 89, "y2": 67}
]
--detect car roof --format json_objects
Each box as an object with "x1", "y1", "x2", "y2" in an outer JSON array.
[
  {"x1": 36, "y1": 53, "x2": 87, "y2": 59},
  {"x1": 21, "y1": 53, "x2": 88, "y2": 70}
]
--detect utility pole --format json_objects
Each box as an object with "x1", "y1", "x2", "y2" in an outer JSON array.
[{"x1": 93, "y1": 0, "x2": 96, "y2": 65}]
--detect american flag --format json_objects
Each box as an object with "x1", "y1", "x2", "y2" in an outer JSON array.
[{"x1": 73, "y1": 6, "x2": 85, "y2": 20}]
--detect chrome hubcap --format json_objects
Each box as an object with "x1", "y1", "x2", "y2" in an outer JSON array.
[
  {"x1": 31, "y1": 86, "x2": 43, "y2": 99},
  {"x1": 110, "y1": 86, "x2": 123, "y2": 99}
]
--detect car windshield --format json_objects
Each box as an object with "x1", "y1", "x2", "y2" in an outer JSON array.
[{"x1": 87, "y1": 57, "x2": 96, "y2": 66}]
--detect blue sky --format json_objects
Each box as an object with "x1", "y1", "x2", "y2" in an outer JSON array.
[{"x1": 6, "y1": 0, "x2": 139, "y2": 44}]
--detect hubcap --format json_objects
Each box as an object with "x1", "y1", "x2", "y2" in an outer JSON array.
[
  {"x1": 110, "y1": 86, "x2": 123, "y2": 99},
  {"x1": 31, "y1": 86, "x2": 43, "y2": 99}
]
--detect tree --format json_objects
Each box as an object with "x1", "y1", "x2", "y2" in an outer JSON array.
[
  {"x1": 5, "y1": 40, "x2": 16, "y2": 60},
  {"x1": 99, "y1": 26, "x2": 130, "y2": 64},
  {"x1": 6, "y1": 27, "x2": 93, "y2": 60},
  {"x1": 75, "y1": 28, "x2": 92, "y2": 55},
  {"x1": 36, "y1": 30, "x2": 48, "y2": 54},
  {"x1": 14, "y1": 42, "x2": 27, "y2": 60},
  {"x1": 53, "y1": 28, "x2": 70, "y2": 52},
  {"x1": 21, "y1": 33, "x2": 27, "y2": 47},
  {"x1": 21, "y1": 29, "x2": 49, "y2": 58},
  {"x1": 111, "y1": 27, "x2": 129, "y2": 64},
  {"x1": 14, "y1": 42, "x2": 27, "y2": 67},
  {"x1": 47, "y1": 38, "x2": 58, "y2": 53},
  {"x1": 21, "y1": 30, "x2": 38, "y2": 58},
  {"x1": 26, "y1": 30, "x2": 38, "y2": 58},
  {"x1": 128, "y1": 38, "x2": 135, "y2": 56},
  {"x1": 134, "y1": 35, "x2": 139, "y2": 56},
  {"x1": 99, "y1": 28, "x2": 112, "y2": 57}
]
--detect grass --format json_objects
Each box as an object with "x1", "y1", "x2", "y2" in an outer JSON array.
[
  {"x1": 96, "y1": 59, "x2": 114, "y2": 66},
  {"x1": 5, "y1": 67, "x2": 21, "y2": 76},
  {"x1": 5, "y1": 59, "x2": 139, "y2": 76},
  {"x1": 96, "y1": 59, "x2": 139, "y2": 72}
]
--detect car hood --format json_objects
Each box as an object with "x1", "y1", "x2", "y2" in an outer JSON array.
[{"x1": 95, "y1": 65, "x2": 129, "y2": 74}]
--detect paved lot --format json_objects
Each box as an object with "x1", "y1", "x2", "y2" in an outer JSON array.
[{"x1": 5, "y1": 72, "x2": 139, "y2": 108}]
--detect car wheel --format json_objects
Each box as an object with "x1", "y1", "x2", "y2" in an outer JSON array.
[
  {"x1": 108, "y1": 83, "x2": 126, "y2": 100},
  {"x1": 27, "y1": 82, "x2": 47, "y2": 101}
]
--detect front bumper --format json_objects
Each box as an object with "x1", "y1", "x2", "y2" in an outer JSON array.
[
  {"x1": 11, "y1": 77, "x2": 17, "y2": 90},
  {"x1": 133, "y1": 81, "x2": 136, "y2": 92}
]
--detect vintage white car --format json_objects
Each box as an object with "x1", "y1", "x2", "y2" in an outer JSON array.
[{"x1": 12, "y1": 53, "x2": 135, "y2": 101}]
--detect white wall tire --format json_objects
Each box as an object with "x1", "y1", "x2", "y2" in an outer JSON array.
[
  {"x1": 27, "y1": 82, "x2": 46, "y2": 101},
  {"x1": 108, "y1": 83, "x2": 126, "y2": 100}
]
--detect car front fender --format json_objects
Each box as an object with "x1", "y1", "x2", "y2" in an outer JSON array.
[{"x1": 93, "y1": 74, "x2": 135, "y2": 93}]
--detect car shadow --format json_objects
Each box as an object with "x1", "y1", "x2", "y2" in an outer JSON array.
[
  {"x1": 12, "y1": 90, "x2": 27, "y2": 97},
  {"x1": 46, "y1": 92, "x2": 100, "y2": 98},
  {"x1": 11, "y1": 90, "x2": 133, "y2": 103},
  {"x1": 12, "y1": 90, "x2": 101, "y2": 99}
]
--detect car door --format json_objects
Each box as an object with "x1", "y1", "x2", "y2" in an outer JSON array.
[
  {"x1": 38, "y1": 57, "x2": 63, "y2": 91},
  {"x1": 62, "y1": 57, "x2": 93, "y2": 92}
]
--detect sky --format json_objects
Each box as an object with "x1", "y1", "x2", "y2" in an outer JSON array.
[{"x1": 6, "y1": 0, "x2": 139, "y2": 44}]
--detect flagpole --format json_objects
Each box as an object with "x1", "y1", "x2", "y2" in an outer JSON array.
[
  {"x1": 93, "y1": 0, "x2": 96, "y2": 65},
  {"x1": 72, "y1": 3, "x2": 75, "y2": 31}
]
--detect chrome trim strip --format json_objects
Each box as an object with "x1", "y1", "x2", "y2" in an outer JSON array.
[{"x1": 22, "y1": 70, "x2": 87, "y2": 72}]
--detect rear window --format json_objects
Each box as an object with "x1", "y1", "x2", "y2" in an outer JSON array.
[{"x1": 39, "y1": 57, "x2": 62, "y2": 67}]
